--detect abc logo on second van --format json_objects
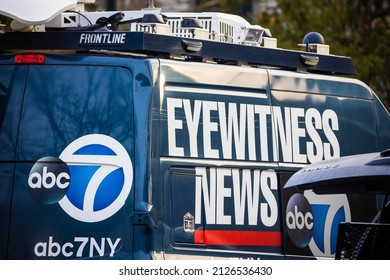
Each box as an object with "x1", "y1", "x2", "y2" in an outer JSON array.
[
  {"x1": 285, "y1": 191, "x2": 351, "y2": 257},
  {"x1": 28, "y1": 156, "x2": 70, "y2": 205},
  {"x1": 285, "y1": 193, "x2": 314, "y2": 248}
]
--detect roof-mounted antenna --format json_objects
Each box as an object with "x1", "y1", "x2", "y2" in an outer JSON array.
[
  {"x1": 143, "y1": 0, "x2": 160, "y2": 10},
  {"x1": 148, "y1": 0, "x2": 155, "y2": 9}
]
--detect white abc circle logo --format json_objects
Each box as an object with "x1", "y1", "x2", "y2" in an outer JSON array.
[
  {"x1": 58, "y1": 134, "x2": 133, "y2": 223},
  {"x1": 29, "y1": 166, "x2": 70, "y2": 189},
  {"x1": 286, "y1": 193, "x2": 314, "y2": 248},
  {"x1": 28, "y1": 156, "x2": 71, "y2": 205}
]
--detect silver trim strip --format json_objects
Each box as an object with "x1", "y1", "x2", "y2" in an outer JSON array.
[
  {"x1": 161, "y1": 157, "x2": 279, "y2": 167},
  {"x1": 165, "y1": 86, "x2": 267, "y2": 99},
  {"x1": 152, "y1": 248, "x2": 284, "y2": 260},
  {"x1": 160, "y1": 157, "x2": 307, "y2": 169},
  {"x1": 277, "y1": 162, "x2": 308, "y2": 168}
]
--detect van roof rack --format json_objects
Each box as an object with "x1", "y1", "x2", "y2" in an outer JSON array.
[{"x1": 0, "y1": 0, "x2": 357, "y2": 75}]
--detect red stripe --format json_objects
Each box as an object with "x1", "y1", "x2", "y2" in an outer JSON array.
[{"x1": 194, "y1": 230, "x2": 281, "y2": 246}]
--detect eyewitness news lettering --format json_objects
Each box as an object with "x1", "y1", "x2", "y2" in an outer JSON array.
[{"x1": 167, "y1": 97, "x2": 340, "y2": 164}]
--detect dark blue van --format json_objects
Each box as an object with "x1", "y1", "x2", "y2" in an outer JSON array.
[{"x1": 1, "y1": 2, "x2": 390, "y2": 260}]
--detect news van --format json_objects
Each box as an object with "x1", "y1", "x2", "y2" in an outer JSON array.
[{"x1": 1, "y1": 0, "x2": 389, "y2": 260}]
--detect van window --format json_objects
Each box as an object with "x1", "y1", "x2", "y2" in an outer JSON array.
[
  {"x1": 16, "y1": 65, "x2": 134, "y2": 160},
  {"x1": 0, "y1": 66, "x2": 27, "y2": 160},
  {"x1": 0, "y1": 65, "x2": 28, "y2": 259}
]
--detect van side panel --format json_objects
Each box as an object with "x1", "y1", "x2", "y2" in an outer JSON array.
[
  {"x1": 269, "y1": 71, "x2": 381, "y2": 258},
  {"x1": 0, "y1": 65, "x2": 28, "y2": 259},
  {"x1": 269, "y1": 71, "x2": 378, "y2": 163},
  {"x1": 158, "y1": 61, "x2": 284, "y2": 259}
]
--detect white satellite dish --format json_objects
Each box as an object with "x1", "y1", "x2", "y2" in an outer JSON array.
[{"x1": 0, "y1": 0, "x2": 77, "y2": 25}]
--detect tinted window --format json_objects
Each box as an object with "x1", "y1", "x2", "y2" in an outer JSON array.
[
  {"x1": 17, "y1": 65, "x2": 133, "y2": 160},
  {"x1": 0, "y1": 66, "x2": 27, "y2": 160},
  {"x1": 0, "y1": 65, "x2": 28, "y2": 259}
]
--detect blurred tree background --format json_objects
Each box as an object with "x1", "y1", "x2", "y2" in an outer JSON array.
[
  {"x1": 258, "y1": 0, "x2": 390, "y2": 111},
  {"x1": 96, "y1": 0, "x2": 390, "y2": 110}
]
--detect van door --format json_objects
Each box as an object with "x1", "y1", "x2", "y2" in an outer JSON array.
[
  {"x1": 8, "y1": 62, "x2": 135, "y2": 259},
  {"x1": 0, "y1": 65, "x2": 28, "y2": 259},
  {"x1": 160, "y1": 61, "x2": 283, "y2": 259}
]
